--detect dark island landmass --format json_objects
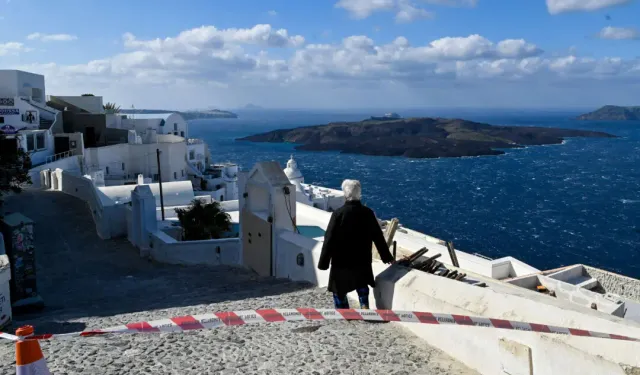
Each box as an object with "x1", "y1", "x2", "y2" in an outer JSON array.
[
  {"x1": 237, "y1": 117, "x2": 616, "y2": 159},
  {"x1": 121, "y1": 108, "x2": 238, "y2": 120},
  {"x1": 577, "y1": 106, "x2": 640, "y2": 121}
]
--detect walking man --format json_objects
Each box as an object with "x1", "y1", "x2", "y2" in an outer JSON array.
[{"x1": 318, "y1": 179, "x2": 395, "y2": 309}]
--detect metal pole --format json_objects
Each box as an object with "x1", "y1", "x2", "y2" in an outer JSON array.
[{"x1": 156, "y1": 148, "x2": 165, "y2": 221}]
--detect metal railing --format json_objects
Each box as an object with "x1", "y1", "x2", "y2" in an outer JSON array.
[{"x1": 45, "y1": 150, "x2": 75, "y2": 164}]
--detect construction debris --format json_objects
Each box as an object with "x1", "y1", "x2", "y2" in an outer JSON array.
[{"x1": 396, "y1": 248, "x2": 468, "y2": 284}]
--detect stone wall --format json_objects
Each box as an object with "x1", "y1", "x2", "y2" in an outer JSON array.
[{"x1": 585, "y1": 266, "x2": 640, "y2": 302}]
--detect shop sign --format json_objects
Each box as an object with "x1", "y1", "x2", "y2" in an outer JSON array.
[
  {"x1": 0, "y1": 109, "x2": 19, "y2": 115},
  {"x1": 0, "y1": 125, "x2": 17, "y2": 134}
]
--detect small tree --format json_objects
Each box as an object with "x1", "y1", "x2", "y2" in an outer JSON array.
[
  {"x1": 103, "y1": 102, "x2": 121, "y2": 114},
  {"x1": 175, "y1": 199, "x2": 232, "y2": 241},
  {"x1": 81, "y1": 93, "x2": 95, "y2": 96},
  {"x1": 0, "y1": 134, "x2": 32, "y2": 215}
]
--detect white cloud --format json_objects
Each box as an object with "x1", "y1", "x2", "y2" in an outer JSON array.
[
  {"x1": 267, "y1": 10, "x2": 278, "y2": 16},
  {"x1": 597, "y1": 26, "x2": 640, "y2": 40},
  {"x1": 123, "y1": 24, "x2": 305, "y2": 51},
  {"x1": 546, "y1": 0, "x2": 632, "y2": 14},
  {"x1": 27, "y1": 32, "x2": 78, "y2": 42},
  {"x1": 0, "y1": 42, "x2": 29, "y2": 56},
  {"x1": 395, "y1": 2, "x2": 434, "y2": 23},
  {"x1": 11, "y1": 25, "x2": 640, "y2": 109},
  {"x1": 335, "y1": 0, "x2": 474, "y2": 22}
]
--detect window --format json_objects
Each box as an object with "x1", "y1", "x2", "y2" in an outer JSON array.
[
  {"x1": 174, "y1": 123, "x2": 178, "y2": 131},
  {"x1": 181, "y1": 169, "x2": 185, "y2": 177},
  {"x1": 36, "y1": 133, "x2": 45, "y2": 150},
  {"x1": 26, "y1": 134, "x2": 35, "y2": 151},
  {"x1": 174, "y1": 132, "x2": 178, "y2": 136},
  {"x1": 106, "y1": 166, "x2": 110, "y2": 174},
  {"x1": 180, "y1": 131, "x2": 184, "y2": 137},
  {"x1": 0, "y1": 117, "x2": 4, "y2": 124},
  {"x1": 189, "y1": 150, "x2": 195, "y2": 160},
  {"x1": 174, "y1": 171, "x2": 177, "y2": 180},
  {"x1": 122, "y1": 162, "x2": 125, "y2": 171}
]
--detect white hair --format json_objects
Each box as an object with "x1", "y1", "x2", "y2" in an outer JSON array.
[{"x1": 341, "y1": 179, "x2": 362, "y2": 201}]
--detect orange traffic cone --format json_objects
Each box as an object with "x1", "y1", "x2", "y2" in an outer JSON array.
[{"x1": 15, "y1": 326, "x2": 51, "y2": 375}]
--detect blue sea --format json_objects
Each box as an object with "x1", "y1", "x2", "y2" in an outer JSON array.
[{"x1": 189, "y1": 109, "x2": 640, "y2": 278}]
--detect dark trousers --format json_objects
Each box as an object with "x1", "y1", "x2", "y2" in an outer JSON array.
[{"x1": 332, "y1": 286, "x2": 370, "y2": 309}]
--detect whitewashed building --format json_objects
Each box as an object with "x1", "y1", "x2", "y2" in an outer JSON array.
[
  {"x1": 110, "y1": 113, "x2": 188, "y2": 139},
  {"x1": 0, "y1": 70, "x2": 62, "y2": 166},
  {"x1": 283, "y1": 155, "x2": 345, "y2": 211}
]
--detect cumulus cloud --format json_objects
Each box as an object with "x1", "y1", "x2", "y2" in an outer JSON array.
[
  {"x1": 546, "y1": 0, "x2": 632, "y2": 14},
  {"x1": 597, "y1": 26, "x2": 639, "y2": 40},
  {"x1": 27, "y1": 32, "x2": 78, "y2": 42},
  {"x1": 123, "y1": 24, "x2": 305, "y2": 51},
  {"x1": 335, "y1": 0, "x2": 474, "y2": 22},
  {"x1": 0, "y1": 42, "x2": 29, "y2": 56},
  {"x1": 11, "y1": 25, "x2": 640, "y2": 109}
]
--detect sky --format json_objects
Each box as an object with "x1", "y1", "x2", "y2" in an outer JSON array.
[{"x1": 1, "y1": 0, "x2": 639, "y2": 110}]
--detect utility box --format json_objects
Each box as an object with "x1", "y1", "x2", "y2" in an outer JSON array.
[{"x1": 0, "y1": 213, "x2": 44, "y2": 314}]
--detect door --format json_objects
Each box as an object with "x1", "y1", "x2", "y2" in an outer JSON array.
[
  {"x1": 84, "y1": 127, "x2": 96, "y2": 148},
  {"x1": 241, "y1": 209, "x2": 272, "y2": 276},
  {"x1": 54, "y1": 136, "x2": 70, "y2": 154}
]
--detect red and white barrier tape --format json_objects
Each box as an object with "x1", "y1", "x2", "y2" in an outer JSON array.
[{"x1": 2, "y1": 308, "x2": 639, "y2": 342}]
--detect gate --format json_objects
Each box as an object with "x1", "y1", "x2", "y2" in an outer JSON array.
[{"x1": 241, "y1": 209, "x2": 272, "y2": 277}]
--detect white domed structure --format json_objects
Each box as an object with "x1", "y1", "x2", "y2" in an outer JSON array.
[{"x1": 284, "y1": 155, "x2": 304, "y2": 189}]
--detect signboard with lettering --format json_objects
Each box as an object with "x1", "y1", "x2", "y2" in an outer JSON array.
[
  {"x1": 0, "y1": 109, "x2": 19, "y2": 116},
  {"x1": 0, "y1": 125, "x2": 17, "y2": 134},
  {"x1": 0, "y1": 98, "x2": 14, "y2": 106}
]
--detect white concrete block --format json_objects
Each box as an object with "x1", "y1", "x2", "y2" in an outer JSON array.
[{"x1": 499, "y1": 338, "x2": 533, "y2": 375}]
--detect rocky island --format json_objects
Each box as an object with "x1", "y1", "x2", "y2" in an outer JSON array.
[
  {"x1": 238, "y1": 117, "x2": 616, "y2": 159},
  {"x1": 121, "y1": 108, "x2": 238, "y2": 120},
  {"x1": 577, "y1": 106, "x2": 640, "y2": 121}
]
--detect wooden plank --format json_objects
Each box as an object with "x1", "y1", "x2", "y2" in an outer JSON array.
[{"x1": 446, "y1": 241, "x2": 460, "y2": 268}]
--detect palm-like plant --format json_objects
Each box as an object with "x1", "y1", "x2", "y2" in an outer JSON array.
[
  {"x1": 175, "y1": 199, "x2": 232, "y2": 240},
  {"x1": 103, "y1": 102, "x2": 121, "y2": 114}
]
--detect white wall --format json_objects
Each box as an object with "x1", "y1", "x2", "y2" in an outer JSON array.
[
  {"x1": 28, "y1": 155, "x2": 82, "y2": 188},
  {"x1": 275, "y1": 230, "x2": 329, "y2": 285},
  {"x1": 149, "y1": 230, "x2": 241, "y2": 266},
  {"x1": 374, "y1": 267, "x2": 640, "y2": 375}
]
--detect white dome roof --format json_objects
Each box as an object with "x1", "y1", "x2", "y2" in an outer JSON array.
[{"x1": 284, "y1": 155, "x2": 303, "y2": 181}]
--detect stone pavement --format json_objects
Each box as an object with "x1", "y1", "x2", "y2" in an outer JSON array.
[{"x1": 0, "y1": 190, "x2": 479, "y2": 375}]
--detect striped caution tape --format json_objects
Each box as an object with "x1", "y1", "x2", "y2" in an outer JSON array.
[
  {"x1": 0, "y1": 332, "x2": 18, "y2": 342},
  {"x1": 2, "y1": 308, "x2": 639, "y2": 342}
]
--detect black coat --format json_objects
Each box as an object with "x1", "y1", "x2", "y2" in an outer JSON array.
[{"x1": 318, "y1": 200, "x2": 394, "y2": 296}]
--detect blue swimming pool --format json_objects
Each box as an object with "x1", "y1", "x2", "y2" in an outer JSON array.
[{"x1": 228, "y1": 224, "x2": 325, "y2": 239}]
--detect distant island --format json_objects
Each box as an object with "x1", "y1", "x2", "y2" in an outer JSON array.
[
  {"x1": 242, "y1": 104, "x2": 264, "y2": 110},
  {"x1": 577, "y1": 106, "x2": 640, "y2": 121},
  {"x1": 121, "y1": 108, "x2": 238, "y2": 120},
  {"x1": 237, "y1": 117, "x2": 616, "y2": 159}
]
